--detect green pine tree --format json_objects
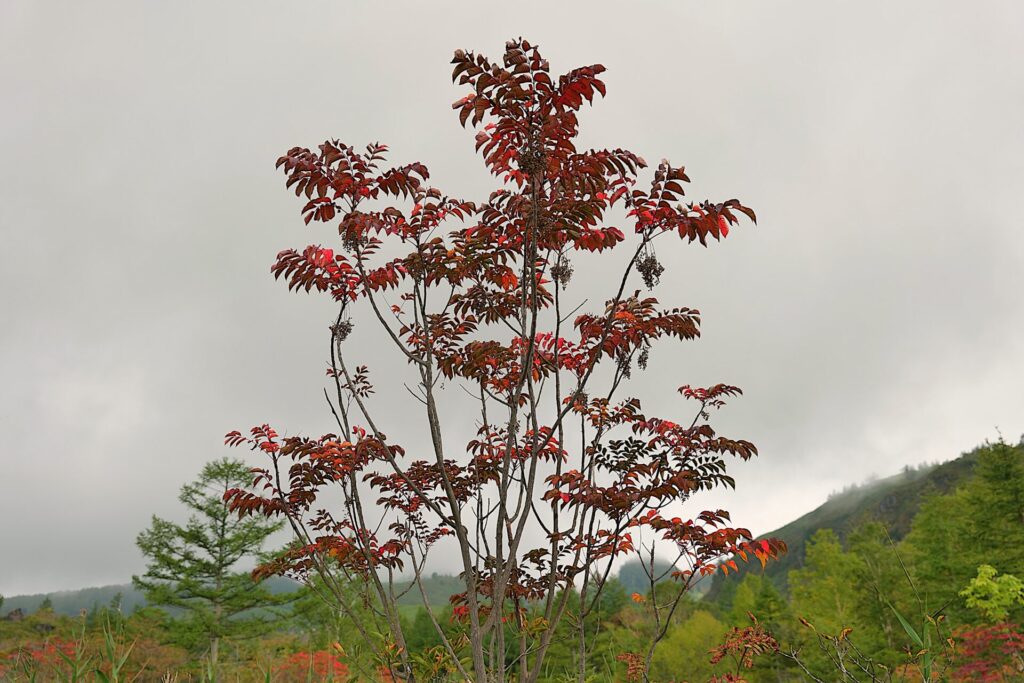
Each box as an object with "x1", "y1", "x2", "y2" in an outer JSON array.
[
  {"x1": 902, "y1": 439, "x2": 1024, "y2": 622},
  {"x1": 133, "y1": 457, "x2": 290, "y2": 676},
  {"x1": 961, "y1": 439, "x2": 1024, "y2": 573}
]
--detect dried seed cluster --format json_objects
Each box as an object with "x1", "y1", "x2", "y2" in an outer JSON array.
[
  {"x1": 637, "y1": 250, "x2": 665, "y2": 288},
  {"x1": 332, "y1": 319, "x2": 354, "y2": 341},
  {"x1": 550, "y1": 258, "x2": 574, "y2": 289}
]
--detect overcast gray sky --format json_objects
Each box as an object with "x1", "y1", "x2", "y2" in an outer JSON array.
[{"x1": 2, "y1": 1, "x2": 1022, "y2": 597}]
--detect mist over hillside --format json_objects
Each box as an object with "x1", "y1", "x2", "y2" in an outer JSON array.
[{"x1": 706, "y1": 446, "x2": 981, "y2": 603}]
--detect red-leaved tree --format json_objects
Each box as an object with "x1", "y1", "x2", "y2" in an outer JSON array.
[{"x1": 225, "y1": 38, "x2": 784, "y2": 683}]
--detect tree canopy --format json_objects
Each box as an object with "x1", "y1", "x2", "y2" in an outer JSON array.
[{"x1": 133, "y1": 458, "x2": 291, "y2": 673}]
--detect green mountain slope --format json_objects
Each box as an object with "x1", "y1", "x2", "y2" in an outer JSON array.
[
  {"x1": 3, "y1": 450, "x2": 980, "y2": 618},
  {"x1": 705, "y1": 448, "x2": 979, "y2": 603}
]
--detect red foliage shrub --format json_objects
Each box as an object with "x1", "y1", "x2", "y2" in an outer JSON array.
[
  {"x1": 953, "y1": 622, "x2": 1024, "y2": 682},
  {"x1": 275, "y1": 649, "x2": 350, "y2": 680}
]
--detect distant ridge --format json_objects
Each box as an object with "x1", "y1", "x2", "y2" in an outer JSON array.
[
  {"x1": 3, "y1": 450, "x2": 979, "y2": 617},
  {"x1": 1, "y1": 577, "x2": 300, "y2": 618},
  {"x1": 2, "y1": 584, "x2": 145, "y2": 618}
]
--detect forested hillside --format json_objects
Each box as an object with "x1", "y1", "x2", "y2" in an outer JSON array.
[
  {"x1": 4, "y1": 439, "x2": 1021, "y2": 681},
  {"x1": 708, "y1": 446, "x2": 979, "y2": 602}
]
